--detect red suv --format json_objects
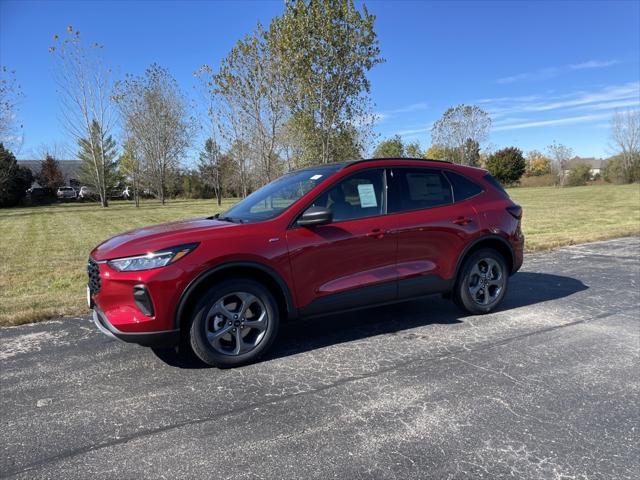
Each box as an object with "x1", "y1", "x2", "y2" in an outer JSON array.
[{"x1": 88, "y1": 159, "x2": 523, "y2": 367}]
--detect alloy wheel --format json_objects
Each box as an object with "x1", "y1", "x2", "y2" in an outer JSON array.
[
  {"x1": 467, "y1": 258, "x2": 504, "y2": 306},
  {"x1": 205, "y1": 292, "x2": 269, "y2": 356}
]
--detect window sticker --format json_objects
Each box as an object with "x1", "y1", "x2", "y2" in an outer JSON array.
[
  {"x1": 310, "y1": 174, "x2": 323, "y2": 180},
  {"x1": 357, "y1": 183, "x2": 377, "y2": 208}
]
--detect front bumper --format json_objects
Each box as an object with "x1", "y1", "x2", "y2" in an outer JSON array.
[{"x1": 92, "y1": 306, "x2": 179, "y2": 347}]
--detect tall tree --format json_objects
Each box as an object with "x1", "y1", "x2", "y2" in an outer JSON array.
[
  {"x1": 39, "y1": 155, "x2": 64, "y2": 191},
  {"x1": 431, "y1": 104, "x2": 491, "y2": 165},
  {"x1": 462, "y1": 139, "x2": 480, "y2": 166},
  {"x1": 525, "y1": 150, "x2": 552, "y2": 176},
  {"x1": 405, "y1": 141, "x2": 422, "y2": 158},
  {"x1": 546, "y1": 142, "x2": 573, "y2": 186},
  {"x1": 0, "y1": 67, "x2": 24, "y2": 151},
  {"x1": 485, "y1": 147, "x2": 526, "y2": 186},
  {"x1": 215, "y1": 25, "x2": 287, "y2": 184},
  {"x1": 610, "y1": 109, "x2": 640, "y2": 182},
  {"x1": 114, "y1": 64, "x2": 192, "y2": 204},
  {"x1": 49, "y1": 26, "x2": 116, "y2": 207},
  {"x1": 77, "y1": 119, "x2": 117, "y2": 206},
  {"x1": 198, "y1": 137, "x2": 226, "y2": 206},
  {"x1": 0, "y1": 143, "x2": 32, "y2": 207},
  {"x1": 424, "y1": 144, "x2": 449, "y2": 160},
  {"x1": 269, "y1": 0, "x2": 383, "y2": 165},
  {"x1": 373, "y1": 135, "x2": 404, "y2": 158}
]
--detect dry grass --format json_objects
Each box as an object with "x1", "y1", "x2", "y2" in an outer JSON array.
[
  {"x1": 509, "y1": 184, "x2": 640, "y2": 251},
  {"x1": 1, "y1": 183, "x2": 638, "y2": 326},
  {"x1": 0, "y1": 199, "x2": 233, "y2": 326}
]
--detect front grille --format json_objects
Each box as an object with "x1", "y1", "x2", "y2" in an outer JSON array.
[{"x1": 87, "y1": 258, "x2": 101, "y2": 295}]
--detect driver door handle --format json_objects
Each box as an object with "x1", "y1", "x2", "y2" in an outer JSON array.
[
  {"x1": 453, "y1": 216, "x2": 473, "y2": 226},
  {"x1": 367, "y1": 228, "x2": 386, "y2": 239}
]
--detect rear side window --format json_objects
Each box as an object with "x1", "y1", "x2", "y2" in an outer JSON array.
[
  {"x1": 483, "y1": 174, "x2": 510, "y2": 198},
  {"x1": 445, "y1": 171, "x2": 483, "y2": 202},
  {"x1": 389, "y1": 168, "x2": 452, "y2": 213}
]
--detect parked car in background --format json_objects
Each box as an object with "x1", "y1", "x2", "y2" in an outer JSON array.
[
  {"x1": 56, "y1": 186, "x2": 77, "y2": 200},
  {"x1": 25, "y1": 186, "x2": 52, "y2": 204},
  {"x1": 87, "y1": 158, "x2": 524, "y2": 368},
  {"x1": 78, "y1": 186, "x2": 97, "y2": 201}
]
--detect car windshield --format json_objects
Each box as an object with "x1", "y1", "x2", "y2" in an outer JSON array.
[{"x1": 219, "y1": 165, "x2": 342, "y2": 223}]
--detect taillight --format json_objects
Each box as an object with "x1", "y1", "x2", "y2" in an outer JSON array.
[{"x1": 506, "y1": 205, "x2": 522, "y2": 219}]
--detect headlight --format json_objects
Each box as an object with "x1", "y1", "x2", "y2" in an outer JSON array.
[{"x1": 107, "y1": 243, "x2": 199, "y2": 272}]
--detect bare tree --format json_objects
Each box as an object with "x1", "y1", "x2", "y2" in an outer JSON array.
[
  {"x1": 49, "y1": 26, "x2": 116, "y2": 207},
  {"x1": 0, "y1": 66, "x2": 24, "y2": 151},
  {"x1": 198, "y1": 25, "x2": 287, "y2": 194},
  {"x1": 610, "y1": 109, "x2": 640, "y2": 180},
  {"x1": 431, "y1": 104, "x2": 491, "y2": 165},
  {"x1": 197, "y1": 137, "x2": 225, "y2": 206},
  {"x1": 547, "y1": 141, "x2": 573, "y2": 187},
  {"x1": 114, "y1": 64, "x2": 192, "y2": 204}
]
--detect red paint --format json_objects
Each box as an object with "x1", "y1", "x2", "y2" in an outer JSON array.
[{"x1": 89, "y1": 159, "x2": 524, "y2": 340}]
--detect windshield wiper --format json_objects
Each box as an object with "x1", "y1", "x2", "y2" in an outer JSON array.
[{"x1": 217, "y1": 215, "x2": 245, "y2": 224}]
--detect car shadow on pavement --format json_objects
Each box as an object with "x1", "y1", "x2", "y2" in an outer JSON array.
[{"x1": 152, "y1": 272, "x2": 587, "y2": 368}]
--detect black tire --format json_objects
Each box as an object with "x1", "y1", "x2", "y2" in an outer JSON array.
[
  {"x1": 453, "y1": 248, "x2": 508, "y2": 315},
  {"x1": 188, "y1": 279, "x2": 279, "y2": 368}
]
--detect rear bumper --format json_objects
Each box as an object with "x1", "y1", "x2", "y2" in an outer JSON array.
[
  {"x1": 92, "y1": 307, "x2": 179, "y2": 347},
  {"x1": 512, "y1": 236, "x2": 525, "y2": 274}
]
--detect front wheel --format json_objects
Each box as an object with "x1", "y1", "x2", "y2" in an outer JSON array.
[
  {"x1": 454, "y1": 249, "x2": 508, "y2": 314},
  {"x1": 188, "y1": 279, "x2": 279, "y2": 368}
]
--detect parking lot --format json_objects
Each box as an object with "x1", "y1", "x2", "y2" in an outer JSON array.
[{"x1": 1, "y1": 237, "x2": 638, "y2": 479}]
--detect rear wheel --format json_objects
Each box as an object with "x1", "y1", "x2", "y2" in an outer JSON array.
[
  {"x1": 454, "y1": 249, "x2": 508, "y2": 314},
  {"x1": 188, "y1": 279, "x2": 279, "y2": 368}
]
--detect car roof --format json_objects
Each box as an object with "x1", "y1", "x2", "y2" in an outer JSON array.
[{"x1": 288, "y1": 158, "x2": 487, "y2": 177}]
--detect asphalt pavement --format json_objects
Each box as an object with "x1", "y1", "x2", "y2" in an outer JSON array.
[{"x1": 1, "y1": 237, "x2": 639, "y2": 479}]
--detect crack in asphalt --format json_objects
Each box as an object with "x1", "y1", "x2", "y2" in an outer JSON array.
[{"x1": 3, "y1": 306, "x2": 632, "y2": 479}]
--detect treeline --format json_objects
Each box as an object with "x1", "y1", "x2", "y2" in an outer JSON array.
[
  {"x1": 372, "y1": 105, "x2": 640, "y2": 187},
  {"x1": 39, "y1": 0, "x2": 382, "y2": 208},
  {"x1": 2, "y1": 1, "x2": 638, "y2": 209}
]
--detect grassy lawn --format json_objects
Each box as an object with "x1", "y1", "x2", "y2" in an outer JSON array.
[
  {"x1": 509, "y1": 184, "x2": 640, "y2": 251},
  {"x1": 1, "y1": 183, "x2": 639, "y2": 326}
]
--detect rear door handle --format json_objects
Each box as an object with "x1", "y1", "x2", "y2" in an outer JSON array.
[
  {"x1": 453, "y1": 216, "x2": 473, "y2": 226},
  {"x1": 367, "y1": 228, "x2": 386, "y2": 239}
]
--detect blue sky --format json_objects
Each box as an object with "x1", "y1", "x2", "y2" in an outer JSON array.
[{"x1": 1, "y1": 0, "x2": 639, "y2": 161}]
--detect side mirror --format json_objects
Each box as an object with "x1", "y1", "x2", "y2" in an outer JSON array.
[{"x1": 298, "y1": 206, "x2": 332, "y2": 227}]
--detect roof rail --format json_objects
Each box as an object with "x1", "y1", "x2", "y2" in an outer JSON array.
[{"x1": 342, "y1": 157, "x2": 452, "y2": 168}]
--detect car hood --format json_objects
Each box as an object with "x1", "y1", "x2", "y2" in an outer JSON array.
[{"x1": 91, "y1": 217, "x2": 236, "y2": 261}]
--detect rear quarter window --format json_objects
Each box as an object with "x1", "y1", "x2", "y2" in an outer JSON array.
[
  {"x1": 483, "y1": 174, "x2": 510, "y2": 199},
  {"x1": 445, "y1": 171, "x2": 483, "y2": 202}
]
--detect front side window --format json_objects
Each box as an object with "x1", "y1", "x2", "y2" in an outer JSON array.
[
  {"x1": 388, "y1": 168, "x2": 452, "y2": 213},
  {"x1": 220, "y1": 165, "x2": 341, "y2": 223},
  {"x1": 311, "y1": 169, "x2": 385, "y2": 222}
]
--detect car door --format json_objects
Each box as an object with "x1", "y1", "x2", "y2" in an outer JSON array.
[
  {"x1": 286, "y1": 168, "x2": 398, "y2": 317},
  {"x1": 385, "y1": 167, "x2": 480, "y2": 299}
]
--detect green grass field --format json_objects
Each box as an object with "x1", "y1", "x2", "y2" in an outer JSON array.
[{"x1": 1, "y1": 184, "x2": 639, "y2": 326}]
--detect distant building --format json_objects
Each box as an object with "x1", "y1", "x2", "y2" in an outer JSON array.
[
  {"x1": 564, "y1": 157, "x2": 606, "y2": 178},
  {"x1": 17, "y1": 160, "x2": 82, "y2": 187}
]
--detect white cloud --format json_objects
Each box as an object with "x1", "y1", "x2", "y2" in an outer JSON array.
[
  {"x1": 493, "y1": 113, "x2": 613, "y2": 131},
  {"x1": 569, "y1": 60, "x2": 619, "y2": 70},
  {"x1": 493, "y1": 108, "x2": 639, "y2": 132},
  {"x1": 376, "y1": 101, "x2": 429, "y2": 120},
  {"x1": 497, "y1": 59, "x2": 620, "y2": 84},
  {"x1": 390, "y1": 102, "x2": 429, "y2": 114},
  {"x1": 482, "y1": 82, "x2": 640, "y2": 118},
  {"x1": 396, "y1": 127, "x2": 426, "y2": 136}
]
